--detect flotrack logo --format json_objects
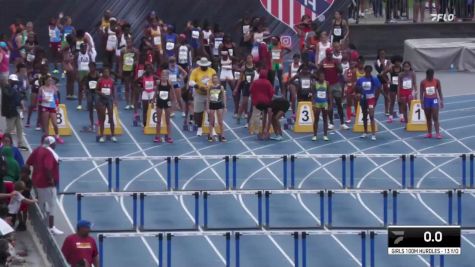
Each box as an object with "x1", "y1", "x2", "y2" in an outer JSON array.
[{"x1": 430, "y1": 13, "x2": 455, "y2": 22}]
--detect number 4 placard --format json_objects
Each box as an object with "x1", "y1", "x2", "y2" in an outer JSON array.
[
  {"x1": 48, "y1": 104, "x2": 72, "y2": 136},
  {"x1": 407, "y1": 100, "x2": 428, "y2": 132},
  {"x1": 294, "y1": 101, "x2": 314, "y2": 133}
]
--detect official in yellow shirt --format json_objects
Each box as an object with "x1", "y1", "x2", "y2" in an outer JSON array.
[{"x1": 188, "y1": 57, "x2": 216, "y2": 136}]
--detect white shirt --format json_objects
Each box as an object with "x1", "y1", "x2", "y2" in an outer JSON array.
[{"x1": 8, "y1": 191, "x2": 25, "y2": 214}]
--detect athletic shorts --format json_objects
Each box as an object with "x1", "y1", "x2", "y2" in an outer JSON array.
[
  {"x1": 271, "y1": 100, "x2": 290, "y2": 115},
  {"x1": 49, "y1": 42, "x2": 61, "y2": 53},
  {"x1": 78, "y1": 71, "x2": 88, "y2": 81},
  {"x1": 255, "y1": 103, "x2": 270, "y2": 111},
  {"x1": 87, "y1": 92, "x2": 97, "y2": 108},
  {"x1": 330, "y1": 83, "x2": 343, "y2": 98},
  {"x1": 98, "y1": 96, "x2": 113, "y2": 109},
  {"x1": 193, "y1": 93, "x2": 207, "y2": 113},
  {"x1": 389, "y1": 84, "x2": 398, "y2": 93},
  {"x1": 314, "y1": 102, "x2": 328, "y2": 109},
  {"x1": 399, "y1": 89, "x2": 413, "y2": 100},
  {"x1": 122, "y1": 71, "x2": 134, "y2": 80},
  {"x1": 156, "y1": 99, "x2": 171, "y2": 109},
  {"x1": 41, "y1": 106, "x2": 56, "y2": 113},
  {"x1": 220, "y1": 69, "x2": 234, "y2": 81},
  {"x1": 424, "y1": 97, "x2": 439, "y2": 109},
  {"x1": 36, "y1": 187, "x2": 57, "y2": 214},
  {"x1": 142, "y1": 91, "x2": 155, "y2": 101},
  {"x1": 361, "y1": 98, "x2": 376, "y2": 109},
  {"x1": 210, "y1": 102, "x2": 224, "y2": 110},
  {"x1": 241, "y1": 84, "x2": 250, "y2": 97}
]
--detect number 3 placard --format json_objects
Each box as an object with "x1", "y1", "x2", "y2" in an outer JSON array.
[
  {"x1": 48, "y1": 104, "x2": 72, "y2": 136},
  {"x1": 294, "y1": 102, "x2": 314, "y2": 133}
]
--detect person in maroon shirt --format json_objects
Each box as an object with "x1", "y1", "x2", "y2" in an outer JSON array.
[
  {"x1": 96, "y1": 67, "x2": 117, "y2": 143},
  {"x1": 319, "y1": 48, "x2": 349, "y2": 131},
  {"x1": 62, "y1": 220, "x2": 99, "y2": 267},
  {"x1": 250, "y1": 70, "x2": 275, "y2": 140},
  {"x1": 26, "y1": 136, "x2": 63, "y2": 235}
]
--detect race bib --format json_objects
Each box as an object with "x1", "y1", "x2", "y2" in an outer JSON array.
[
  {"x1": 169, "y1": 74, "x2": 177, "y2": 83},
  {"x1": 426, "y1": 86, "x2": 436, "y2": 95},
  {"x1": 242, "y1": 25, "x2": 250, "y2": 35},
  {"x1": 246, "y1": 75, "x2": 252, "y2": 83},
  {"x1": 317, "y1": 91, "x2": 326, "y2": 99},
  {"x1": 106, "y1": 35, "x2": 117, "y2": 51},
  {"x1": 192, "y1": 30, "x2": 199, "y2": 39},
  {"x1": 210, "y1": 91, "x2": 220, "y2": 102},
  {"x1": 137, "y1": 70, "x2": 144, "y2": 78},
  {"x1": 79, "y1": 61, "x2": 89, "y2": 71},
  {"x1": 234, "y1": 72, "x2": 241, "y2": 80},
  {"x1": 402, "y1": 79, "x2": 412, "y2": 89},
  {"x1": 49, "y1": 29, "x2": 56, "y2": 39},
  {"x1": 44, "y1": 91, "x2": 54, "y2": 102},
  {"x1": 214, "y1": 40, "x2": 223, "y2": 50},
  {"x1": 334, "y1": 28, "x2": 342, "y2": 36},
  {"x1": 34, "y1": 80, "x2": 40, "y2": 86},
  {"x1": 228, "y1": 49, "x2": 234, "y2": 57},
  {"x1": 272, "y1": 50, "x2": 281, "y2": 60},
  {"x1": 124, "y1": 55, "x2": 134, "y2": 66},
  {"x1": 178, "y1": 50, "x2": 188, "y2": 63},
  {"x1": 362, "y1": 81, "x2": 371, "y2": 91},
  {"x1": 392, "y1": 76, "x2": 398, "y2": 85},
  {"x1": 166, "y1": 42, "x2": 174, "y2": 50},
  {"x1": 26, "y1": 53, "x2": 35, "y2": 62},
  {"x1": 145, "y1": 80, "x2": 154, "y2": 90},
  {"x1": 159, "y1": 91, "x2": 169, "y2": 100},
  {"x1": 102, "y1": 87, "x2": 111, "y2": 95},
  {"x1": 88, "y1": 81, "x2": 97, "y2": 89},
  {"x1": 301, "y1": 79, "x2": 311, "y2": 89},
  {"x1": 153, "y1": 36, "x2": 161, "y2": 46}
]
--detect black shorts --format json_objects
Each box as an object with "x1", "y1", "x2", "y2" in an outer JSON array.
[
  {"x1": 156, "y1": 99, "x2": 171, "y2": 109},
  {"x1": 256, "y1": 103, "x2": 270, "y2": 111},
  {"x1": 122, "y1": 71, "x2": 134, "y2": 80},
  {"x1": 298, "y1": 89, "x2": 312, "y2": 101},
  {"x1": 389, "y1": 85, "x2": 398, "y2": 93},
  {"x1": 271, "y1": 99, "x2": 290, "y2": 114},
  {"x1": 98, "y1": 96, "x2": 113, "y2": 109},
  {"x1": 241, "y1": 84, "x2": 250, "y2": 97},
  {"x1": 210, "y1": 102, "x2": 224, "y2": 110}
]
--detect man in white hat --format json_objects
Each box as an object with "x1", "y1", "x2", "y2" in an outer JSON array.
[
  {"x1": 1, "y1": 74, "x2": 27, "y2": 149},
  {"x1": 188, "y1": 57, "x2": 216, "y2": 136},
  {"x1": 26, "y1": 136, "x2": 63, "y2": 235}
]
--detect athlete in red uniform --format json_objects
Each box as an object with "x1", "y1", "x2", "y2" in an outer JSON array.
[{"x1": 420, "y1": 69, "x2": 443, "y2": 139}]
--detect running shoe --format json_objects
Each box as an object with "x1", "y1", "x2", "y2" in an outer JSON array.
[
  {"x1": 18, "y1": 146, "x2": 28, "y2": 151},
  {"x1": 345, "y1": 120, "x2": 352, "y2": 124},
  {"x1": 340, "y1": 124, "x2": 350, "y2": 130},
  {"x1": 111, "y1": 136, "x2": 118, "y2": 143},
  {"x1": 77, "y1": 105, "x2": 82, "y2": 111},
  {"x1": 270, "y1": 135, "x2": 283, "y2": 141},
  {"x1": 323, "y1": 136, "x2": 329, "y2": 141},
  {"x1": 208, "y1": 136, "x2": 214, "y2": 142},
  {"x1": 219, "y1": 136, "x2": 227, "y2": 142},
  {"x1": 328, "y1": 124, "x2": 335, "y2": 130},
  {"x1": 385, "y1": 112, "x2": 390, "y2": 116},
  {"x1": 52, "y1": 69, "x2": 59, "y2": 74},
  {"x1": 424, "y1": 133, "x2": 433, "y2": 138},
  {"x1": 35, "y1": 126, "x2": 41, "y2": 131},
  {"x1": 371, "y1": 135, "x2": 376, "y2": 141},
  {"x1": 130, "y1": 105, "x2": 135, "y2": 109},
  {"x1": 181, "y1": 112, "x2": 186, "y2": 118},
  {"x1": 387, "y1": 116, "x2": 393, "y2": 123},
  {"x1": 170, "y1": 112, "x2": 175, "y2": 117},
  {"x1": 244, "y1": 123, "x2": 248, "y2": 128},
  {"x1": 360, "y1": 133, "x2": 368, "y2": 139},
  {"x1": 312, "y1": 136, "x2": 317, "y2": 141},
  {"x1": 233, "y1": 113, "x2": 238, "y2": 119},
  {"x1": 435, "y1": 133, "x2": 442, "y2": 139},
  {"x1": 55, "y1": 136, "x2": 64, "y2": 144},
  {"x1": 99, "y1": 136, "x2": 105, "y2": 143},
  {"x1": 165, "y1": 137, "x2": 174, "y2": 143},
  {"x1": 196, "y1": 127, "x2": 203, "y2": 136},
  {"x1": 243, "y1": 114, "x2": 248, "y2": 119},
  {"x1": 49, "y1": 226, "x2": 63, "y2": 235},
  {"x1": 153, "y1": 136, "x2": 162, "y2": 143},
  {"x1": 124, "y1": 105, "x2": 131, "y2": 110}
]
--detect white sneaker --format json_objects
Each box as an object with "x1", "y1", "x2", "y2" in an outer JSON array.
[
  {"x1": 328, "y1": 124, "x2": 335, "y2": 130},
  {"x1": 371, "y1": 135, "x2": 376, "y2": 141},
  {"x1": 181, "y1": 112, "x2": 186, "y2": 118},
  {"x1": 35, "y1": 126, "x2": 41, "y2": 131},
  {"x1": 124, "y1": 105, "x2": 131, "y2": 110},
  {"x1": 50, "y1": 226, "x2": 63, "y2": 235},
  {"x1": 360, "y1": 133, "x2": 368, "y2": 139},
  {"x1": 244, "y1": 123, "x2": 248, "y2": 128},
  {"x1": 233, "y1": 113, "x2": 238, "y2": 119},
  {"x1": 111, "y1": 136, "x2": 118, "y2": 143},
  {"x1": 76, "y1": 105, "x2": 82, "y2": 110},
  {"x1": 20, "y1": 111, "x2": 24, "y2": 119},
  {"x1": 197, "y1": 127, "x2": 203, "y2": 136},
  {"x1": 340, "y1": 124, "x2": 350, "y2": 130},
  {"x1": 99, "y1": 136, "x2": 105, "y2": 143},
  {"x1": 243, "y1": 114, "x2": 248, "y2": 119},
  {"x1": 170, "y1": 112, "x2": 175, "y2": 117}
]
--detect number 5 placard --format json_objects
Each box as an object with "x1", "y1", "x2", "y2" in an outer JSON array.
[
  {"x1": 294, "y1": 101, "x2": 314, "y2": 133},
  {"x1": 407, "y1": 100, "x2": 428, "y2": 132},
  {"x1": 48, "y1": 104, "x2": 72, "y2": 136}
]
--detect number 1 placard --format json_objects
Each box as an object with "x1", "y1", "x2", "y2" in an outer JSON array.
[{"x1": 407, "y1": 100, "x2": 428, "y2": 132}]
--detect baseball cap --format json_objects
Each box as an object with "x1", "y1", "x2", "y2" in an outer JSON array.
[
  {"x1": 43, "y1": 136, "x2": 56, "y2": 146},
  {"x1": 77, "y1": 220, "x2": 92, "y2": 229},
  {"x1": 8, "y1": 74, "x2": 18, "y2": 81}
]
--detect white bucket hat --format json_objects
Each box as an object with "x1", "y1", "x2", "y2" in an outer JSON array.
[{"x1": 196, "y1": 57, "x2": 211, "y2": 67}]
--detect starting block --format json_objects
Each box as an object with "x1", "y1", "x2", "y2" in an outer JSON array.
[
  {"x1": 97, "y1": 105, "x2": 123, "y2": 136},
  {"x1": 293, "y1": 101, "x2": 314, "y2": 133},
  {"x1": 144, "y1": 104, "x2": 168, "y2": 135},
  {"x1": 248, "y1": 107, "x2": 274, "y2": 135},
  {"x1": 406, "y1": 100, "x2": 428, "y2": 132},
  {"x1": 48, "y1": 104, "x2": 72, "y2": 136},
  {"x1": 352, "y1": 103, "x2": 378, "y2": 133}
]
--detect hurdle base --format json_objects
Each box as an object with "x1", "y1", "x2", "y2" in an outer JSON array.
[
  {"x1": 325, "y1": 225, "x2": 388, "y2": 230},
  {"x1": 203, "y1": 226, "x2": 263, "y2": 231},
  {"x1": 264, "y1": 226, "x2": 324, "y2": 230},
  {"x1": 139, "y1": 227, "x2": 200, "y2": 232},
  {"x1": 90, "y1": 228, "x2": 138, "y2": 233}
]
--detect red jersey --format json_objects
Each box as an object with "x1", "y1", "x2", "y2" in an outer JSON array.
[
  {"x1": 141, "y1": 75, "x2": 156, "y2": 93},
  {"x1": 321, "y1": 59, "x2": 340, "y2": 85},
  {"x1": 421, "y1": 79, "x2": 440, "y2": 98},
  {"x1": 61, "y1": 234, "x2": 98, "y2": 266},
  {"x1": 98, "y1": 77, "x2": 114, "y2": 96},
  {"x1": 26, "y1": 147, "x2": 59, "y2": 188}
]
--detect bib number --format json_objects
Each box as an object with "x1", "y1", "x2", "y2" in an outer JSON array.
[
  {"x1": 402, "y1": 79, "x2": 412, "y2": 89},
  {"x1": 426, "y1": 86, "x2": 436, "y2": 95},
  {"x1": 301, "y1": 79, "x2": 311, "y2": 89},
  {"x1": 210, "y1": 92, "x2": 220, "y2": 102},
  {"x1": 192, "y1": 30, "x2": 199, "y2": 39},
  {"x1": 317, "y1": 91, "x2": 326, "y2": 99},
  {"x1": 106, "y1": 35, "x2": 117, "y2": 51},
  {"x1": 234, "y1": 72, "x2": 241, "y2": 80},
  {"x1": 102, "y1": 88, "x2": 111, "y2": 96},
  {"x1": 49, "y1": 30, "x2": 56, "y2": 39},
  {"x1": 272, "y1": 50, "x2": 281, "y2": 60},
  {"x1": 153, "y1": 36, "x2": 161, "y2": 46},
  {"x1": 362, "y1": 81, "x2": 371, "y2": 91},
  {"x1": 334, "y1": 28, "x2": 342, "y2": 36},
  {"x1": 44, "y1": 92, "x2": 54, "y2": 102},
  {"x1": 169, "y1": 74, "x2": 177, "y2": 83},
  {"x1": 145, "y1": 80, "x2": 154, "y2": 90},
  {"x1": 246, "y1": 75, "x2": 252, "y2": 83},
  {"x1": 166, "y1": 42, "x2": 174, "y2": 50},
  {"x1": 124, "y1": 55, "x2": 134, "y2": 66},
  {"x1": 392, "y1": 76, "x2": 398, "y2": 85},
  {"x1": 159, "y1": 91, "x2": 169, "y2": 100},
  {"x1": 89, "y1": 81, "x2": 97, "y2": 90}
]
